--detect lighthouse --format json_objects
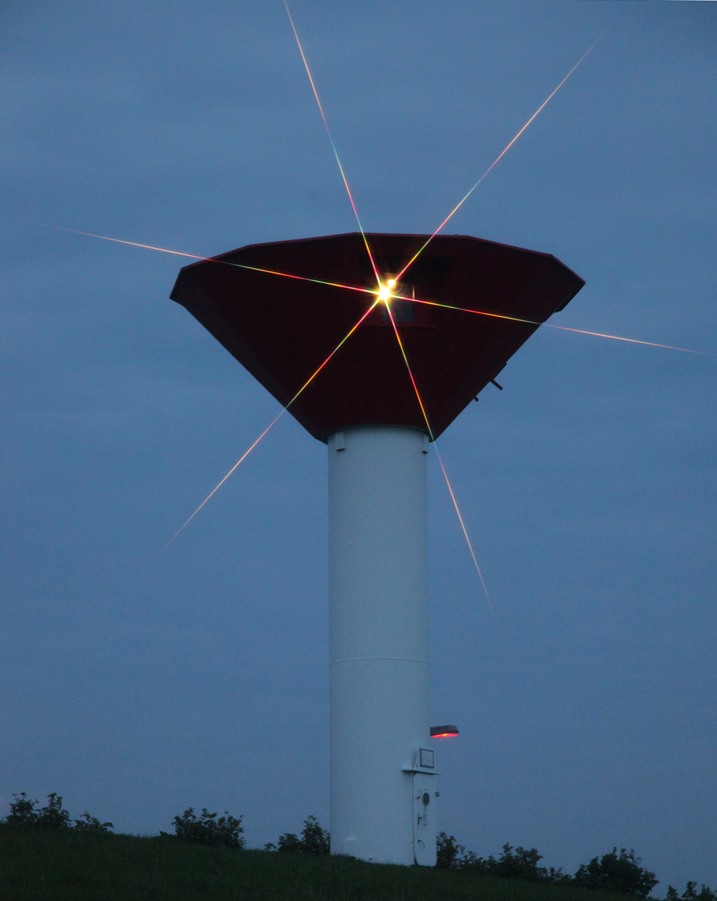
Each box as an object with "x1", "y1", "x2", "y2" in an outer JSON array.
[{"x1": 170, "y1": 230, "x2": 583, "y2": 865}]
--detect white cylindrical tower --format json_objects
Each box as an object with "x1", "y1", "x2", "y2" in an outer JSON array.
[{"x1": 328, "y1": 425, "x2": 431, "y2": 865}]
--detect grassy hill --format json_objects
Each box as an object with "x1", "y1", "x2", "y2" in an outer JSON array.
[{"x1": 1, "y1": 824, "x2": 648, "y2": 901}]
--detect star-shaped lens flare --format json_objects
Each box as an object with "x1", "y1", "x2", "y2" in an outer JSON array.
[
  {"x1": 377, "y1": 278, "x2": 397, "y2": 305},
  {"x1": 60, "y1": 8, "x2": 708, "y2": 616}
]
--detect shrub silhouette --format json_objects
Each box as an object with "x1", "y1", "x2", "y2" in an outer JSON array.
[
  {"x1": 4, "y1": 792, "x2": 112, "y2": 832},
  {"x1": 269, "y1": 816, "x2": 330, "y2": 855},
  {"x1": 666, "y1": 882, "x2": 717, "y2": 900},
  {"x1": 6, "y1": 792, "x2": 71, "y2": 828},
  {"x1": 436, "y1": 836, "x2": 567, "y2": 883},
  {"x1": 5, "y1": 792, "x2": 114, "y2": 832},
  {"x1": 171, "y1": 807, "x2": 245, "y2": 848},
  {"x1": 5, "y1": 793, "x2": 39, "y2": 826},
  {"x1": 74, "y1": 811, "x2": 114, "y2": 832},
  {"x1": 574, "y1": 847, "x2": 658, "y2": 897},
  {"x1": 436, "y1": 831, "x2": 466, "y2": 869}
]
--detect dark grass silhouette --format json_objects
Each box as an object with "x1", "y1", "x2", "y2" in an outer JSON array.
[{"x1": 0, "y1": 823, "x2": 663, "y2": 901}]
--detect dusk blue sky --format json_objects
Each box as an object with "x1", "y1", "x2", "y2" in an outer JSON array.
[{"x1": 2, "y1": 1, "x2": 715, "y2": 892}]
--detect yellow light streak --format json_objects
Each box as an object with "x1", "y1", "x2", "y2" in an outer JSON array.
[
  {"x1": 383, "y1": 300, "x2": 494, "y2": 612},
  {"x1": 54, "y1": 227, "x2": 208, "y2": 261},
  {"x1": 545, "y1": 323, "x2": 708, "y2": 355},
  {"x1": 409, "y1": 294, "x2": 707, "y2": 355},
  {"x1": 383, "y1": 304, "x2": 434, "y2": 438},
  {"x1": 433, "y1": 449, "x2": 494, "y2": 618},
  {"x1": 394, "y1": 30, "x2": 608, "y2": 284},
  {"x1": 166, "y1": 296, "x2": 383, "y2": 547},
  {"x1": 64, "y1": 231, "x2": 705, "y2": 355},
  {"x1": 283, "y1": 0, "x2": 380, "y2": 287},
  {"x1": 165, "y1": 416, "x2": 280, "y2": 548},
  {"x1": 56, "y1": 227, "x2": 379, "y2": 300}
]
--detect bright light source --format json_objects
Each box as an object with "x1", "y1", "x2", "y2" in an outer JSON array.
[{"x1": 377, "y1": 277, "x2": 397, "y2": 304}]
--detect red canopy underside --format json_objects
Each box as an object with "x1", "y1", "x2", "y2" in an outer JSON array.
[{"x1": 170, "y1": 232, "x2": 584, "y2": 442}]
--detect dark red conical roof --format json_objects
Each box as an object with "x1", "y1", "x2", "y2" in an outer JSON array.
[{"x1": 170, "y1": 232, "x2": 584, "y2": 442}]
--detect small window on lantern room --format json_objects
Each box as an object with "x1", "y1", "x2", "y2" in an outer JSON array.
[{"x1": 380, "y1": 294, "x2": 414, "y2": 325}]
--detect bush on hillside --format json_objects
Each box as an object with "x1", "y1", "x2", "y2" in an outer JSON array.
[
  {"x1": 74, "y1": 811, "x2": 114, "y2": 832},
  {"x1": 267, "y1": 815, "x2": 330, "y2": 855},
  {"x1": 436, "y1": 831, "x2": 467, "y2": 869},
  {"x1": 666, "y1": 882, "x2": 717, "y2": 901},
  {"x1": 437, "y1": 836, "x2": 567, "y2": 884},
  {"x1": 171, "y1": 807, "x2": 245, "y2": 848},
  {"x1": 574, "y1": 847, "x2": 658, "y2": 897},
  {"x1": 5, "y1": 792, "x2": 41, "y2": 826},
  {"x1": 4, "y1": 792, "x2": 113, "y2": 832},
  {"x1": 6, "y1": 793, "x2": 66, "y2": 829}
]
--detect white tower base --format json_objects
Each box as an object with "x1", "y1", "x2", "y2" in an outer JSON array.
[{"x1": 328, "y1": 425, "x2": 436, "y2": 866}]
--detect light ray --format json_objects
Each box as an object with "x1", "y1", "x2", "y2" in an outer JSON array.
[
  {"x1": 408, "y1": 294, "x2": 707, "y2": 355},
  {"x1": 383, "y1": 299, "x2": 494, "y2": 612},
  {"x1": 383, "y1": 301, "x2": 435, "y2": 439},
  {"x1": 54, "y1": 227, "x2": 208, "y2": 261},
  {"x1": 433, "y1": 449, "x2": 494, "y2": 617},
  {"x1": 164, "y1": 416, "x2": 281, "y2": 548},
  {"x1": 166, "y1": 295, "x2": 383, "y2": 546},
  {"x1": 66, "y1": 227, "x2": 706, "y2": 357},
  {"x1": 283, "y1": 0, "x2": 380, "y2": 285},
  {"x1": 544, "y1": 323, "x2": 708, "y2": 355},
  {"x1": 394, "y1": 30, "x2": 608, "y2": 284},
  {"x1": 57, "y1": 227, "x2": 379, "y2": 299}
]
